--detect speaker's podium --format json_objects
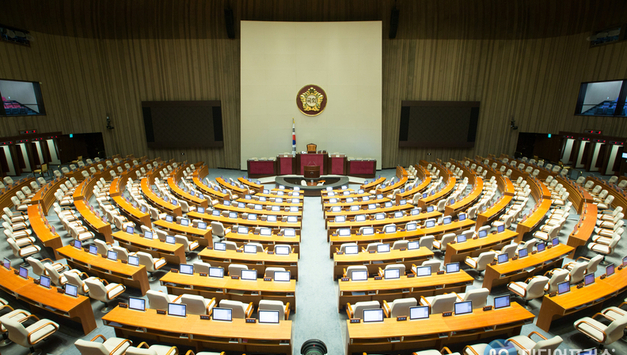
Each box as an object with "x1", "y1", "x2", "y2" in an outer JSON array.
[
  {"x1": 297, "y1": 143, "x2": 328, "y2": 176},
  {"x1": 304, "y1": 165, "x2": 320, "y2": 179}
]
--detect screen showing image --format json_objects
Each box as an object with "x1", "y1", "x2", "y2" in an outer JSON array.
[
  {"x1": 171, "y1": 199, "x2": 178, "y2": 206},
  {"x1": 275, "y1": 246, "x2": 290, "y2": 255},
  {"x1": 494, "y1": 295, "x2": 510, "y2": 309},
  {"x1": 623, "y1": 256, "x2": 627, "y2": 267},
  {"x1": 458, "y1": 213, "x2": 466, "y2": 221},
  {"x1": 416, "y1": 266, "x2": 431, "y2": 277},
  {"x1": 65, "y1": 284, "x2": 78, "y2": 297},
  {"x1": 277, "y1": 191, "x2": 284, "y2": 196},
  {"x1": 377, "y1": 244, "x2": 390, "y2": 253},
  {"x1": 385, "y1": 202, "x2": 393, "y2": 208},
  {"x1": 394, "y1": 211, "x2": 403, "y2": 218},
  {"x1": 2, "y1": 258, "x2": 10, "y2": 269},
  {"x1": 552, "y1": 238, "x2": 559, "y2": 246},
  {"x1": 214, "y1": 242, "x2": 226, "y2": 251},
  {"x1": 408, "y1": 241, "x2": 419, "y2": 250},
  {"x1": 331, "y1": 206, "x2": 340, "y2": 212},
  {"x1": 168, "y1": 303, "x2": 186, "y2": 317},
  {"x1": 212, "y1": 210, "x2": 220, "y2": 216},
  {"x1": 209, "y1": 267, "x2": 225, "y2": 278},
  {"x1": 558, "y1": 281, "x2": 570, "y2": 295},
  {"x1": 537, "y1": 243, "x2": 545, "y2": 252},
  {"x1": 375, "y1": 213, "x2": 385, "y2": 220},
  {"x1": 351, "y1": 270, "x2": 368, "y2": 281},
  {"x1": 406, "y1": 223, "x2": 417, "y2": 231},
  {"x1": 361, "y1": 197, "x2": 369, "y2": 202},
  {"x1": 267, "y1": 215, "x2": 277, "y2": 222},
  {"x1": 497, "y1": 225, "x2": 505, "y2": 233},
  {"x1": 89, "y1": 245, "x2": 98, "y2": 255},
  {"x1": 259, "y1": 310, "x2": 280, "y2": 324},
  {"x1": 245, "y1": 194, "x2": 252, "y2": 199},
  {"x1": 165, "y1": 236, "x2": 176, "y2": 244},
  {"x1": 181, "y1": 219, "x2": 189, "y2": 226},
  {"x1": 255, "y1": 205, "x2": 263, "y2": 210},
  {"x1": 128, "y1": 255, "x2": 139, "y2": 266},
  {"x1": 427, "y1": 206, "x2": 434, "y2": 212},
  {"x1": 259, "y1": 197, "x2": 267, "y2": 201},
  {"x1": 411, "y1": 209, "x2": 420, "y2": 215},
  {"x1": 339, "y1": 229, "x2": 351, "y2": 237},
  {"x1": 584, "y1": 273, "x2": 595, "y2": 286},
  {"x1": 446, "y1": 263, "x2": 460, "y2": 273},
  {"x1": 355, "y1": 215, "x2": 366, "y2": 222},
  {"x1": 498, "y1": 254, "x2": 508, "y2": 264},
  {"x1": 166, "y1": 215, "x2": 174, "y2": 222},
  {"x1": 39, "y1": 275, "x2": 51, "y2": 288},
  {"x1": 197, "y1": 207, "x2": 205, "y2": 213},
  {"x1": 454, "y1": 301, "x2": 473, "y2": 315},
  {"x1": 229, "y1": 212, "x2": 238, "y2": 219},
  {"x1": 478, "y1": 230, "x2": 487, "y2": 238},
  {"x1": 376, "y1": 194, "x2": 383, "y2": 199},
  {"x1": 198, "y1": 222, "x2": 207, "y2": 230},
  {"x1": 263, "y1": 189, "x2": 269, "y2": 194},
  {"x1": 409, "y1": 306, "x2": 430, "y2": 320},
  {"x1": 425, "y1": 220, "x2": 435, "y2": 228},
  {"x1": 274, "y1": 271, "x2": 290, "y2": 282},
  {"x1": 384, "y1": 268, "x2": 401, "y2": 280},
  {"x1": 126, "y1": 226, "x2": 134, "y2": 234},
  {"x1": 335, "y1": 216, "x2": 346, "y2": 223},
  {"x1": 350, "y1": 205, "x2": 359, "y2": 211},
  {"x1": 276, "y1": 198, "x2": 284, "y2": 203},
  {"x1": 248, "y1": 214, "x2": 257, "y2": 221},
  {"x1": 144, "y1": 231, "x2": 153, "y2": 239},
  {"x1": 244, "y1": 244, "x2": 258, "y2": 254},
  {"x1": 363, "y1": 309, "x2": 384, "y2": 323},
  {"x1": 361, "y1": 227, "x2": 374, "y2": 235},
  {"x1": 284, "y1": 229, "x2": 296, "y2": 237},
  {"x1": 457, "y1": 235, "x2": 467, "y2": 243},
  {"x1": 180, "y1": 264, "x2": 194, "y2": 275},
  {"x1": 518, "y1": 249, "x2": 528, "y2": 258},
  {"x1": 73, "y1": 240, "x2": 82, "y2": 249},
  {"x1": 368, "y1": 204, "x2": 376, "y2": 210},
  {"x1": 287, "y1": 216, "x2": 297, "y2": 223},
  {"x1": 260, "y1": 228, "x2": 272, "y2": 236},
  {"x1": 238, "y1": 226, "x2": 249, "y2": 234},
  {"x1": 344, "y1": 245, "x2": 358, "y2": 255},
  {"x1": 129, "y1": 297, "x2": 146, "y2": 311},
  {"x1": 385, "y1": 225, "x2": 396, "y2": 233},
  {"x1": 607, "y1": 264, "x2": 615, "y2": 276},
  {"x1": 330, "y1": 198, "x2": 337, "y2": 204},
  {"x1": 107, "y1": 251, "x2": 118, "y2": 261},
  {"x1": 241, "y1": 269, "x2": 257, "y2": 281},
  {"x1": 443, "y1": 217, "x2": 452, "y2": 225}
]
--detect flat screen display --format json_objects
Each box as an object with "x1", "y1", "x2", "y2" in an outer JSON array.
[
  {"x1": 244, "y1": 244, "x2": 258, "y2": 254},
  {"x1": 166, "y1": 215, "x2": 174, "y2": 222},
  {"x1": 552, "y1": 237, "x2": 559, "y2": 246},
  {"x1": 457, "y1": 235, "x2": 467, "y2": 243},
  {"x1": 446, "y1": 263, "x2": 459, "y2": 273},
  {"x1": 335, "y1": 216, "x2": 346, "y2": 223},
  {"x1": 65, "y1": 284, "x2": 78, "y2": 297},
  {"x1": 497, "y1": 225, "x2": 505, "y2": 233},
  {"x1": 375, "y1": 213, "x2": 385, "y2": 220},
  {"x1": 458, "y1": 213, "x2": 466, "y2": 221},
  {"x1": 385, "y1": 202, "x2": 393, "y2": 208},
  {"x1": 368, "y1": 204, "x2": 376, "y2": 210},
  {"x1": 165, "y1": 236, "x2": 176, "y2": 244},
  {"x1": 385, "y1": 225, "x2": 396, "y2": 233},
  {"x1": 180, "y1": 264, "x2": 194, "y2": 275},
  {"x1": 497, "y1": 254, "x2": 508, "y2": 264},
  {"x1": 181, "y1": 219, "x2": 189, "y2": 226},
  {"x1": 129, "y1": 297, "x2": 146, "y2": 311},
  {"x1": 558, "y1": 281, "x2": 570, "y2": 295},
  {"x1": 443, "y1": 216, "x2": 452, "y2": 224},
  {"x1": 406, "y1": 223, "x2": 417, "y2": 231},
  {"x1": 411, "y1": 209, "x2": 420, "y2": 215},
  {"x1": 384, "y1": 268, "x2": 401, "y2": 280},
  {"x1": 209, "y1": 267, "x2": 224, "y2": 278},
  {"x1": 394, "y1": 211, "x2": 404, "y2": 218},
  {"x1": 126, "y1": 226, "x2": 134, "y2": 234},
  {"x1": 363, "y1": 309, "x2": 384, "y2": 323},
  {"x1": 89, "y1": 245, "x2": 98, "y2": 255},
  {"x1": 416, "y1": 266, "x2": 431, "y2": 277},
  {"x1": 377, "y1": 244, "x2": 390, "y2": 253},
  {"x1": 214, "y1": 242, "x2": 226, "y2": 251},
  {"x1": 339, "y1": 229, "x2": 351, "y2": 237},
  {"x1": 287, "y1": 216, "x2": 297, "y2": 223},
  {"x1": 351, "y1": 270, "x2": 368, "y2": 281},
  {"x1": 425, "y1": 220, "x2": 435, "y2": 228},
  {"x1": 73, "y1": 240, "x2": 82, "y2": 248},
  {"x1": 494, "y1": 295, "x2": 510, "y2": 309},
  {"x1": 144, "y1": 231, "x2": 153, "y2": 239},
  {"x1": 260, "y1": 228, "x2": 272, "y2": 236},
  {"x1": 275, "y1": 245, "x2": 290, "y2": 255},
  {"x1": 241, "y1": 269, "x2": 257, "y2": 281},
  {"x1": 107, "y1": 251, "x2": 118, "y2": 261},
  {"x1": 238, "y1": 226, "x2": 249, "y2": 234},
  {"x1": 128, "y1": 255, "x2": 139, "y2": 266},
  {"x1": 247, "y1": 214, "x2": 257, "y2": 221},
  {"x1": 478, "y1": 230, "x2": 487, "y2": 238},
  {"x1": 197, "y1": 207, "x2": 205, "y2": 213},
  {"x1": 39, "y1": 275, "x2": 51, "y2": 288},
  {"x1": 355, "y1": 215, "x2": 366, "y2": 222},
  {"x1": 168, "y1": 303, "x2": 186, "y2": 317},
  {"x1": 409, "y1": 306, "x2": 430, "y2": 320},
  {"x1": 345, "y1": 245, "x2": 358, "y2": 255},
  {"x1": 284, "y1": 229, "x2": 296, "y2": 237},
  {"x1": 427, "y1": 206, "x2": 434, "y2": 212},
  {"x1": 518, "y1": 249, "x2": 528, "y2": 258},
  {"x1": 198, "y1": 222, "x2": 207, "y2": 230},
  {"x1": 584, "y1": 273, "x2": 595, "y2": 285},
  {"x1": 228, "y1": 212, "x2": 238, "y2": 219},
  {"x1": 408, "y1": 241, "x2": 419, "y2": 250},
  {"x1": 607, "y1": 264, "x2": 615, "y2": 276},
  {"x1": 258, "y1": 310, "x2": 280, "y2": 324},
  {"x1": 267, "y1": 215, "x2": 277, "y2": 222},
  {"x1": 274, "y1": 271, "x2": 290, "y2": 282},
  {"x1": 537, "y1": 243, "x2": 545, "y2": 252},
  {"x1": 362, "y1": 227, "x2": 374, "y2": 235},
  {"x1": 2, "y1": 258, "x2": 10, "y2": 270},
  {"x1": 454, "y1": 301, "x2": 473, "y2": 315}
]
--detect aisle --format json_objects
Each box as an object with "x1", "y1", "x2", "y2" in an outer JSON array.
[{"x1": 292, "y1": 196, "x2": 345, "y2": 355}]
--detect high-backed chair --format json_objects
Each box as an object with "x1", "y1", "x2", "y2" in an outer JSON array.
[
  {"x1": 136, "y1": 252, "x2": 166, "y2": 281},
  {"x1": 84, "y1": 278, "x2": 126, "y2": 313},
  {"x1": 179, "y1": 294, "x2": 216, "y2": 315},
  {"x1": 506, "y1": 332, "x2": 562, "y2": 354},
  {"x1": 507, "y1": 276, "x2": 549, "y2": 306},
  {"x1": 210, "y1": 221, "x2": 230, "y2": 241},
  {"x1": 75, "y1": 334, "x2": 132, "y2": 355},
  {"x1": 8, "y1": 238, "x2": 41, "y2": 265},
  {"x1": 454, "y1": 288, "x2": 489, "y2": 308},
  {"x1": 218, "y1": 300, "x2": 253, "y2": 318},
  {"x1": 574, "y1": 313, "x2": 627, "y2": 348},
  {"x1": 26, "y1": 257, "x2": 66, "y2": 276},
  {"x1": 419, "y1": 235, "x2": 434, "y2": 250},
  {"x1": 264, "y1": 267, "x2": 285, "y2": 279},
  {"x1": 345, "y1": 265, "x2": 368, "y2": 280},
  {"x1": 464, "y1": 251, "x2": 496, "y2": 279},
  {"x1": 193, "y1": 261, "x2": 211, "y2": 274},
  {"x1": 346, "y1": 300, "x2": 380, "y2": 319},
  {"x1": 3, "y1": 316, "x2": 58, "y2": 354},
  {"x1": 544, "y1": 269, "x2": 570, "y2": 293},
  {"x1": 146, "y1": 290, "x2": 181, "y2": 310},
  {"x1": 419, "y1": 293, "x2": 457, "y2": 314},
  {"x1": 65, "y1": 272, "x2": 100, "y2": 295},
  {"x1": 433, "y1": 233, "x2": 455, "y2": 252},
  {"x1": 125, "y1": 343, "x2": 179, "y2": 355},
  {"x1": 420, "y1": 259, "x2": 442, "y2": 271},
  {"x1": 382, "y1": 297, "x2": 417, "y2": 318},
  {"x1": 228, "y1": 264, "x2": 248, "y2": 277},
  {"x1": 258, "y1": 300, "x2": 291, "y2": 320}
]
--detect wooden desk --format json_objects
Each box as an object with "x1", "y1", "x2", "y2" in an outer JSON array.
[
  {"x1": 0, "y1": 178, "x2": 35, "y2": 212},
  {"x1": 322, "y1": 191, "x2": 369, "y2": 201},
  {"x1": 198, "y1": 248, "x2": 299, "y2": 280},
  {"x1": 103, "y1": 307, "x2": 292, "y2": 354},
  {"x1": 0, "y1": 266, "x2": 97, "y2": 335},
  {"x1": 215, "y1": 202, "x2": 301, "y2": 216},
  {"x1": 324, "y1": 204, "x2": 414, "y2": 218},
  {"x1": 566, "y1": 203, "x2": 598, "y2": 258},
  {"x1": 160, "y1": 271, "x2": 297, "y2": 310},
  {"x1": 256, "y1": 192, "x2": 304, "y2": 200},
  {"x1": 31, "y1": 178, "x2": 64, "y2": 214},
  {"x1": 224, "y1": 231, "x2": 301, "y2": 255},
  {"x1": 556, "y1": 176, "x2": 594, "y2": 214},
  {"x1": 74, "y1": 199, "x2": 113, "y2": 243},
  {"x1": 26, "y1": 205, "x2": 63, "y2": 259},
  {"x1": 476, "y1": 194, "x2": 514, "y2": 228},
  {"x1": 338, "y1": 271, "x2": 473, "y2": 311},
  {"x1": 153, "y1": 220, "x2": 212, "y2": 247},
  {"x1": 332, "y1": 247, "x2": 433, "y2": 280},
  {"x1": 324, "y1": 197, "x2": 391, "y2": 208},
  {"x1": 187, "y1": 211, "x2": 301, "y2": 230},
  {"x1": 192, "y1": 169, "x2": 228, "y2": 200},
  {"x1": 238, "y1": 177, "x2": 263, "y2": 192},
  {"x1": 585, "y1": 176, "x2": 627, "y2": 213},
  {"x1": 444, "y1": 177, "x2": 483, "y2": 217},
  {"x1": 216, "y1": 177, "x2": 248, "y2": 194},
  {"x1": 379, "y1": 175, "x2": 408, "y2": 194},
  {"x1": 56, "y1": 245, "x2": 150, "y2": 296},
  {"x1": 329, "y1": 219, "x2": 476, "y2": 257},
  {"x1": 417, "y1": 174, "x2": 456, "y2": 208},
  {"x1": 235, "y1": 197, "x2": 303, "y2": 207},
  {"x1": 112, "y1": 231, "x2": 186, "y2": 265},
  {"x1": 167, "y1": 176, "x2": 208, "y2": 209},
  {"x1": 112, "y1": 195, "x2": 152, "y2": 226},
  {"x1": 361, "y1": 177, "x2": 386, "y2": 191},
  {"x1": 326, "y1": 211, "x2": 442, "y2": 234},
  {"x1": 482, "y1": 243, "x2": 573, "y2": 291},
  {"x1": 537, "y1": 266, "x2": 627, "y2": 332},
  {"x1": 346, "y1": 303, "x2": 534, "y2": 354},
  {"x1": 141, "y1": 175, "x2": 182, "y2": 217},
  {"x1": 516, "y1": 199, "x2": 552, "y2": 236},
  {"x1": 444, "y1": 230, "x2": 518, "y2": 264}
]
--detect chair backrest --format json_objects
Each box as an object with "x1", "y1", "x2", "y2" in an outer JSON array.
[
  {"x1": 3, "y1": 318, "x2": 32, "y2": 347},
  {"x1": 65, "y1": 272, "x2": 86, "y2": 292},
  {"x1": 74, "y1": 339, "x2": 110, "y2": 355},
  {"x1": 211, "y1": 221, "x2": 227, "y2": 236},
  {"x1": 419, "y1": 235, "x2": 434, "y2": 249},
  {"x1": 569, "y1": 262, "x2": 588, "y2": 284},
  {"x1": 180, "y1": 294, "x2": 209, "y2": 315},
  {"x1": 392, "y1": 240, "x2": 408, "y2": 250},
  {"x1": 137, "y1": 252, "x2": 157, "y2": 272},
  {"x1": 26, "y1": 257, "x2": 45, "y2": 276},
  {"x1": 438, "y1": 233, "x2": 456, "y2": 251},
  {"x1": 462, "y1": 288, "x2": 490, "y2": 308},
  {"x1": 587, "y1": 255, "x2": 604, "y2": 274},
  {"x1": 474, "y1": 252, "x2": 496, "y2": 271},
  {"x1": 421, "y1": 259, "x2": 442, "y2": 271},
  {"x1": 501, "y1": 244, "x2": 518, "y2": 259},
  {"x1": 193, "y1": 261, "x2": 211, "y2": 274},
  {"x1": 264, "y1": 267, "x2": 285, "y2": 279},
  {"x1": 146, "y1": 290, "x2": 171, "y2": 310},
  {"x1": 389, "y1": 297, "x2": 417, "y2": 317},
  {"x1": 352, "y1": 301, "x2": 380, "y2": 319},
  {"x1": 44, "y1": 263, "x2": 63, "y2": 285},
  {"x1": 259, "y1": 300, "x2": 286, "y2": 319},
  {"x1": 228, "y1": 264, "x2": 248, "y2": 277},
  {"x1": 111, "y1": 246, "x2": 129, "y2": 262},
  {"x1": 525, "y1": 276, "x2": 550, "y2": 300},
  {"x1": 546, "y1": 269, "x2": 570, "y2": 292},
  {"x1": 346, "y1": 265, "x2": 368, "y2": 280},
  {"x1": 219, "y1": 299, "x2": 249, "y2": 318},
  {"x1": 604, "y1": 315, "x2": 627, "y2": 344},
  {"x1": 385, "y1": 264, "x2": 406, "y2": 275},
  {"x1": 429, "y1": 293, "x2": 458, "y2": 314},
  {"x1": 84, "y1": 279, "x2": 107, "y2": 301}
]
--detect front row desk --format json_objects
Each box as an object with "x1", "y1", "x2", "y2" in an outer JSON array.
[{"x1": 247, "y1": 152, "x2": 377, "y2": 178}]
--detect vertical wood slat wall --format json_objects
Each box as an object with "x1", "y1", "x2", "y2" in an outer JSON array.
[{"x1": 0, "y1": 0, "x2": 626, "y2": 169}]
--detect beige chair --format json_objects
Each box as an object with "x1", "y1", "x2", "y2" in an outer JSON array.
[
  {"x1": 136, "y1": 252, "x2": 166, "y2": 281},
  {"x1": 506, "y1": 332, "x2": 562, "y2": 354},
  {"x1": 8, "y1": 238, "x2": 41, "y2": 265},
  {"x1": 345, "y1": 265, "x2": 368, "y2": 280},
  {"x1": 346, "y1": 300, "x2": 380, "y2": 319},
  {"x1": 421, "y1": 259, "x2": 442, "y2": 271},
  {"x1": 3, "y1": 316, "x2": 58, "y2": 354},
  {"x1": 84, "y1": 278, "x2": 126, "y2": 313},
  {"x1": 228, "y1": 264, "x2": 248, "y2": 277},
  {"x1": 507, "y1": 276, "x2": 549, "y2": 307},
  {"x1": 125, "y1": 343, "x2": 179, "y2": 355},
  {"x1": 413, "y1": 347, "x2": 459, "y2": 355},
  {"x1": 75, "y1": 334, "x2": 132, "y2": 355},
  {"x1": 382, "y1": 297, "x2": 417, "y2": 318},
  {"x1": 211, "y1": 221, "x2": 231, "y2": 240},
  {"x1": 464, "y1": 251, "x2": 496, "y2": 279},
  {"x1": 218, "y1": 299, "x2": 253, "y2": 318},
  {"x1": 258, "y1": 299, "x2": 291, "y2": 320},
  {"x1": 574, "y1": 313, "x2": 627, "y2": 347},
  {"x1": 193, "y1": 261, "x2": 211, "y2": 274},
  {"x1": 146, "y1": 290, "x2": 181, "y2": 310},
  {"x1": 26, "y1": 257, "x2": 66, "y2": 276},
  {"x1": 179, "y1": 294, "x2": 216, "y2": 315},
  {"x1": 419, "y1": 293, "x2": 458, "y2": 314},
  {"x1": 175, "y1": 235, "x2": 199, "y2": 254},
  {"x1": 565, "y1": 262, "x2": 588, "y2": 284},
  {"x1": 264, "y1": 267, "x2": 285, "y2": 279},
  {"x1": 433, "y1": 233, "x2": 455, "y2": 252},
  {"x1": 454, "y1": 288, "x2": 489, "y2": 309},
  {"x1": 544, "y1": 269, "x2": 570, "y2": 293},
  {"x1": 65, "y1": 272, "x2": 100, "y2": 295}
]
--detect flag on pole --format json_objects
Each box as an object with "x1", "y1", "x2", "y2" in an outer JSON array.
[{"x1": 291, "y1": 118, "x2": 296, "y2": 156}]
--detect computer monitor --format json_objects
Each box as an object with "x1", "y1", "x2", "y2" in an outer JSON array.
[
  {"x1": 329, "y1": 198, "x2": 338, "y2": 204},
  {"x1": 238, "y1": 226, "x2": 249, "y2": 234},
  {"x1": 407, "y1": 241, "x2": 419, "y2": 250},
  {"x1": 260, "y1": 228, "x2": 272, "y2": 236},
  {"x1": 212, "y1": 307, "x2": 232, "y2": 321},
  {"x1": 212, "y1": 210, "x2": 220, "y2": 216},
  {"x1": 478, "y1": 230, "x2": 488, "y2": 238},
  {"x1": 350, "y1": 205, "x2": 359, "y2": 211},
  {"x1": 427, "y1": 206, "x2": 434, "y2": 212},
  {"x1": 458, "y1": 213, "x2": 466, "y2": 221},
  {"x1": 240, "y1": 269, "x2": 257, "y2": 281},
  {"x1": 259, "y1": 197, "x2": 267, "y2": 202},
  {"x1": 385, "y1": 201, "x2": 393, "y2": 208},
  {"x1": 537, "y1": 242, "x2": 546, "y2": 252},
  {"x1": 394, "y1": 211, "x2": 404, "y2": 218},
  {"x1": 344, "y1": 245, "x2": 358, "y2": 255},
  {"x1": 416, "y1": 266, "x2": 431, "y2": 277},
  {"x1": 425, "y1": 220, "x2": 435, "y2": 228},
  {"x1": 274, "y1": 271, "x2": 290, "y2": 282},
  {"x1": 497, "y1": 253, "x2": 509, "y2": 264},
  {"x1": 384, "y1": 268, "x2": 401, "y2": 280},
  {"x1": 209, "y1": 267, "x2": 225, "y2": 278},
  {"x1": 446, "y1": 263, "x2": 460, "y2": 273},
  {"x1": 197, "y1": 207, "x2": 205, "y2": 213},
  {"x1": 267, "y1": 215, "x2": 277, "y2": 222},
  {"x1": 228, "y1": 212, "x2": 238, "y2": 219},
  {"x1": 244, "y1": 194, "x2": 252, "y2": 200},
  {"x1": 363, "y1": 309, "x2": 384, "y2": 323},
  {"x1": 385, "y1": 225, "x2": 397, "y2": 233},
  {"x1": 374, "y1": 213, "x2": 385, "y2": 220},
  {"x1": 355, "y1": 215, "x2": 366, "y2": 222},
  {"x1": 166, "y1": 215, "x2": 174, "y2": 222},
  {"x1": 39, "y1": 275, "x2": 51, "y2": 288},
  {"x1": 377, "y1": 244, "x2": 391, "y2": 253},
  {"x1": 351, "y1": 270, "x2": 368, "y2": 281},
  {"x1": 606, "y1": 264, "x2": 615, "y2": 277},
  {"x1": 275, "y1": 245, "x2": 290, "y2": 255},
  {"x1": 409, "y1": 306, "x2": 430, "y2": 320},
  {"x1": 73, "y1": 239, "x2": 82, "y2": 249},
  {"x1": 276, "y1": 198, "x2": 285, "y2": 203},
  {"x1": 258, "y1": 310, "x2": 280, "y2": 324},
  {"x1": 89, "y1": 245, "x2": 98, "y2": 255},
  {"x1": 180, "y1": 264, "x2": 194, "y2": 275},
  {"x1": 493, "y1": 295, "x2": 510, "y2": 309},
  {"x1": 287, "y1": 216, "x2": 297, "y2": 223},
  {"x1": 198, "y1": 222, "x2": 207, "y2": 230},
  {"x1": 141, "y1": 206, "x2": 147, "y2": 213},
  {"x1": 454, "y1": 301, "x2": 473, "y2": 315},
  {"x1": 557, "y1": 281, "x2": 570, "y2": 295},
  {"x1": 423, "y1": 193, "x2": 429, "y2": 199},
  {"x1": 214, "y1": 242, "x2": 226, "y2": 251},
  {"x1": 361, "y1": 197, "x2": 369, "y2": 202},
  {"x1": 338, "y1": 229, "x2": 351, "y2": 237},
  {"x1": 128, "y1": 255, "x2": 139, "y2": 266},
  {"x1": 2, "y1": 258, "x2": 10, "y2": 270},
  {"x1": 411, "y1": 209, "x2": 420, "y2": 216},
  {"x1": 284, "y1": 229, "x2": 296, "y2": 237},
  {"x1": 168, "y1": 303, "x2": 186, "y2": 317},
  {"x1": 623, "y1": 256, "x2": 627, "y2": 267},
  {"x1": 277, "y1": 191, "x2": 284, "y2": 196},
  {"x1": 518, "y1": 248, "x2": 528, "y2": 258},
  {"x1": 238, "y1": 202, "x2": 246, "y2": 208},
  {"x1": 181, "y1": 219, "x2": 190, "y2": 226},
  {"x1": 497, "y1": 225, "x2": 505, "y2": 233},
  {"x1": 335, "y1": 216, "x2": 346, "y2": 223},
  {"x1": 406, "y1": 222, "x2": 417, "y2": 231},
  {"x1": 244, "y1": 244, "x2": 258, "y2": 254},
  {"x1": 126, "y1": 226, "x2": 134, "y2": 234},
  {"x1": 368, "y1": 204, "x2": 376, "y2": 210},
  {"x1": 443, "y1": 216, "x2": 452, "y2": 225},
  {"x1": 144, "y1": 231, "x2": 153, "y2": 240},
  {"x1": 165, "y1": 235, "x2": 176, "y2": 244},
  {"x1": 584, "y1": 273, "x2": 595, "y2": 286},
  {"x1": 65, "y1": 284, "x2": 78, "y2": 297},
  {"x1": 129, "y1": 297, "x2": 146, "y2": 311},
  {"x1": 457, "y1": 235, "x2": 467, "y2": 243},
  {"x1": 255, "y1": 205, "x2": 263, "y2": 210},
  {"x1": 107, "y1": 251, "x2": 118, "y2": 261},
  {"x1": 376, "y1": 194, "x2": 383, "y2": 199},
  {"x1": 171, "y1": 199, "x2": 178, "y2": 206},
  {"x1": 360, "y1": 227, "x2": 374, "y2": 236},
  {"x1": 247, "y1": 214, "x2": 257, "y2": 221}
]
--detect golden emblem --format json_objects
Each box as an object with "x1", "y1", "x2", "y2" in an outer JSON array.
[{"x1": 297, "y1": 85, "x2": 327, "y2": 116}]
